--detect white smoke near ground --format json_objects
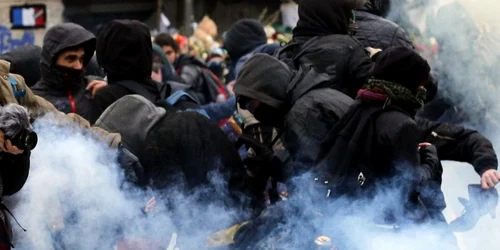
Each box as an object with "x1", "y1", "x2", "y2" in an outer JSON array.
[{"x1": 3, "y1": 116, "x2": 244, "y2": 250}]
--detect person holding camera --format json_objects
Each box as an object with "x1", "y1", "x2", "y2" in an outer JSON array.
[{"x1": 0, "y1": 104, "x2": 35, "y2": 250}]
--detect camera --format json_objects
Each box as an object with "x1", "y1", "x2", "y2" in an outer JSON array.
[{"x1": 0, "y1": 104, "x2": 38, "y2": 151}]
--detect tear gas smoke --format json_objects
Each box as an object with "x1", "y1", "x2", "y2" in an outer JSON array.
[
  {"x1": 4, "y1": 116, "x2": 244, "y2": 250},
  {"x1": 388, "y1": 1, "x2": 500, "y2": 249}
]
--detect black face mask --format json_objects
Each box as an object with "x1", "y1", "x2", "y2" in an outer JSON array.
[
  {"x1": 253, "y1": 104, "x2": 285, "y2": 129},
  {"x1": 53, "y1": 65, "x2": 85, "y2": 84}
]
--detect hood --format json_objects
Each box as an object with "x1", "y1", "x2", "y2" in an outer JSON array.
[
  {"x1": 40, "y1": 23, "x2": 96, "y2": 89},
  {"x1": 0, "y1": 45, "x2": 42, "y2": 87},
  {"x1": 287, "y1": 64, "x2": 334, "y2": 104},
  {"x1": 358, "y1": 0, "x2": 391, "y2": 17},
  {"x1": 293, "y1": 0, "x2": 364, "y2": 38},
  {"x1": 174, "y1": 54, "x2": 208, "y2": 70},
  {"x1": 152, "y1": 44, "x2": 175, "y2": 81},
  {"x1": 96, "y1": 95, "x2": 167, "y2": 157},
  {"x1": 234, "y1": 53, "x2": 334, "y2": 110},
  {"x1": 234, "y1": 53, "x2": 292, "y2": 109},
  {"x1": 96, "y1": 20, "x2": 152, "y2": 82},
  {"x1": 41, "y1": 23, "x2": 95, "y2": 75},
  {"x1": 223, "y1": 19, "x2": 267, "y2": 60}
]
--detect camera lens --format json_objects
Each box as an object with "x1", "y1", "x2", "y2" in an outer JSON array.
[
  {"x1": 23, "y1": 131, "x2": 38, "y2": 151},
  {"x1": 11, "y1": 130, "x2": 38, "y2": 151}
]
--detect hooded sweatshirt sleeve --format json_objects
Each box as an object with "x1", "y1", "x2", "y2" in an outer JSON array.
[{"x1": 416, "y1": 118, "x2": 498, "y2": 175}]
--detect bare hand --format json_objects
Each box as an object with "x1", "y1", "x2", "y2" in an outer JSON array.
[
  {"x1": 86, "y1": 80, "x2": 108, "y2": 98},
  {"x1": 0, "y1": 131, "x2": 24, "y2": 155},
  {"x1": 419, "y1": 142, "x2": 432, "y2": 148},
  {"x1": 481, "y1": 169, "x2": 500, "y2": 189},
  {"x1": 227, "y1": 80, "x2": 236, "y2": 96},
  {"x1": 151, "y1": 69, "x2": 163, "y2": 83},
  {"x1": 366, "y1": 47, "x2": 382, "y2": 57},
  {"x1": 144, "y1": 196, "x2": 156, "y2": 213}
]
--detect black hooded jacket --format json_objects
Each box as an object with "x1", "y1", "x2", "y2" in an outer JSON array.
[
  {"x1": 354, "y1": 0, "x2": 414, "y2": 49},
  {"x1": 31, "y1": 23, "x2": 96, "y2": 120},
  {"x1": 0, "y1": 45, "x2": 42, "y2": 87},
  {"x1": 235, "y1": 54, "x2": 353, "y2": 178},
  {"x1": 90, "y1": 20, "x2": 169, "y2": 124},
  {"x1": 416, "y1": 118, "x2": 498, "y2": 176},
  {"x1": 281, "y1": 0, "x2": 373, "y2": 98}
]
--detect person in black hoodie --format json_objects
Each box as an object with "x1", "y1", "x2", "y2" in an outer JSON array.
[
  {"x1": 278, "y1": 0, "x2": 373, "y2": 98},
  {"x1": 316, "y1": 47, "x2": 445, "y2": 225},
  {"x1": 90, "y1": 20, "x2": 170, "y2": 124},
  {"x1": 31, "y1": 23, "x2": 106, "y2": 121},
  {"x1": 354, "y1": 0, "x2": 414, "y2": 49},
  {"x1": 235, "y1": 54, "x2": 353, "y2": 181},
  {"x1": 0, "y1": 45, "x2": 42, "y2": 87}
]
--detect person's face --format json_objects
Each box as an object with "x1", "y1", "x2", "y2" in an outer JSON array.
[
  {"x1": 162, "y1": 45, "x2": 177, "y2": 64},
  {"x1": 56, "y1": 48, "x2": 85, "y2": 70}
]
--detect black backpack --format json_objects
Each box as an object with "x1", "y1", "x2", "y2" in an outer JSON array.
[{"x1": 314, "y1": 102, "x2": 404, "y2": 197}]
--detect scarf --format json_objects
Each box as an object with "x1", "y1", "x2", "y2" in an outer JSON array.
[{"x1": 358, "y1": 79, "x2": 427, "y2": 111}]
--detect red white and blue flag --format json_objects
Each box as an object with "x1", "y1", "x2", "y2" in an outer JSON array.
[{"x1": 11, "y1": 5, "x2": 46, "y2": 28}]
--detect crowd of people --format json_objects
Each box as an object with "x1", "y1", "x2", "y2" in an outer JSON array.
[{"x1": 0, "y1": 0, "x2": 499, "y2": 249}]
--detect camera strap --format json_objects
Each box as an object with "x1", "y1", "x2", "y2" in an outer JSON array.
[{"x1": 8, "y1": 76, "x2": 26, "y2": 100}]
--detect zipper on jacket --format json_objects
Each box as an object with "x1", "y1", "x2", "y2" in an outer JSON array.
[
  {"x1": 67, "y1": 90, "x2": 77, "y2": 114},
  {"x1": 431, "y1": 131, "x2": 456, "y2": 141}
]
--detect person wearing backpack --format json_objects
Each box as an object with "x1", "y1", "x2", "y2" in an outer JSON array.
[
  {"x1": 89, "y1": 20, "x2": 170, "y2": 124},
  {"x1": 316, "y1": 46, "x2": 445, "y2": 225},
  {"x1": 277, "y1": 0, "x2": 373, "y2": 98},
  {"x1": 234, "y1": 53, "x2": 353, "y2": 184}
]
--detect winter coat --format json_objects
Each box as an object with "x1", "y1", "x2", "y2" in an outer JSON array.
[
  {"x1": 354, "y1": 0, "x2": 414, "y2": 49},
  {"x1": 91, "y1": 20, "x2": 169, "y2": 124},
  {"x1": 0, "y1": 151, "x2": 30, "y2": 250},
  {"x1": 31, "y1": 23, "x2": 97, "y2": 121},
  {"x1": 282, "y1": 0, "x2": 374, "y2": 98},
  {"x1": 0, "y1": 45, "x2": 42, "y2": 87},
  {"x1": 234, "y1": 54, "x2": 353, "y2": 178},
  {"x1": 278, "y1": 35, "x2": 373, "y2": 98},
  {"x1": 317, "y1": 98, "x2": 440, "y2": 206},
  {"x1": 416, "y1": 117, "x2": 498, "y2": 175},
  {"x1": 174, "y1": 54, "x2": 222, "y2": 105}
]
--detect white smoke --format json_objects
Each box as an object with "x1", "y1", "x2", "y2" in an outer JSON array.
[
  {"x1": 3, "y1": 117, "x2": 243, "y2": 250},
  {"x1": 388, "y1": 1, "x2": 500, "y2": 250}
]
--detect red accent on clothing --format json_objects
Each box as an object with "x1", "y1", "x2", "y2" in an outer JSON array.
[
  {"x1": 67, "y1": 90, "x2": 77, "y2": 113},
  {"x1": 357, "y1": 89, "x2": 388, "y2": 102}
]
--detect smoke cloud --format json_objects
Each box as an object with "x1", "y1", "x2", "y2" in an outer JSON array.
[{"x1": 4, "y1": 117, "x2": 244, "y2": 250}]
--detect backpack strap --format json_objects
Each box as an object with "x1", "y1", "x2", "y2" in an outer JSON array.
[
  {"x1": 166, "y1": 91, "x2": 200, "y2": 106},
  {"x1": 8, "y1": 75, "x2": 26, "y2": 100},
  {"x1": 166, "y1": 91, "x2": 211, "y2": 119}
]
